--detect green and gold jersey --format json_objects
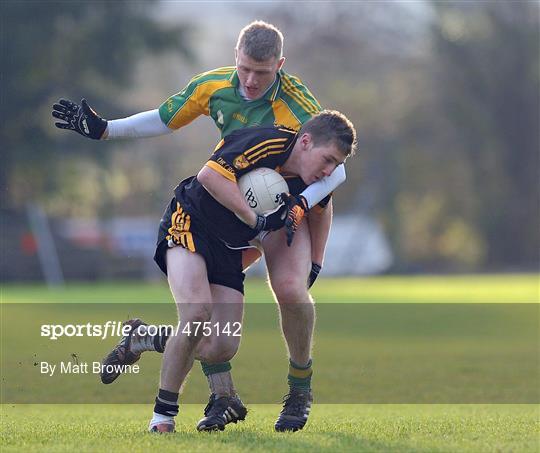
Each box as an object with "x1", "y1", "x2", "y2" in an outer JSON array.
[{"x1": 158, "y1": 66, "x2": 321, "y2": 138}]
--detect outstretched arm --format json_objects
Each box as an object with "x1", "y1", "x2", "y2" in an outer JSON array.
[
  {"x1": 52, "y1": 99, "x2": 172, "y2": 140},
  {"x1": 52, "y1": 99, "x2": 108, "y2": 139},
  {"x1": 105, "y1": 109, "x2": 172, "y2": 139}
]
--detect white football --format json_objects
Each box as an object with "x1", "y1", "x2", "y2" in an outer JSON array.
[{"x1": 237, "y1": 168, "x2": 289, "y2": 214}]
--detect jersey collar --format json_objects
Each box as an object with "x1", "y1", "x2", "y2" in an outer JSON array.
[{"x1": 230, "y1": 70, "x2": 282, "y2": 102}]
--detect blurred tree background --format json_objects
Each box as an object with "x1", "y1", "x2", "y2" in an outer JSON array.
[
  {"x1": 253, "y1": 0, "x2": 539, "y2": 271},
  {"x1": 1, "y1": 0, "x2": 193, "y2": 215},
  {"x1": 1, "y1": 0, "x2": 538, "y2": 274}
]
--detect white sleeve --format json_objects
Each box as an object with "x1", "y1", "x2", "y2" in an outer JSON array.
[
  {"x1": 106, "y1": 109, "x2": 173, "y2": 139},
  {"x1": 300, "y1": 164, "x2": 346, "y2": 209}
]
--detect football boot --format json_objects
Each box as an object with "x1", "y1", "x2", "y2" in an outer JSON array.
[
  {"x1": 274, "y1": 388, "x2": 313, "y2": 432},
  {"x1": 196, "y1": 393, "x2": 248, "y2": 431},
  {"x1": 100, "y1": 318, "x2": 146, "y2": 384}
]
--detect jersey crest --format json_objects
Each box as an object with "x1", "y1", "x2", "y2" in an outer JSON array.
[{"x1": 233, "y1": 154, "x2": 250, "y2": 170}]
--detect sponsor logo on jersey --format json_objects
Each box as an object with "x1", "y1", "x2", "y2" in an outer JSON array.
[
  {"x1": 217, "y1": 110, "x2": 224, "y2": 125},
  {"x1": 216, "y1": 157, "x2": 236, "y2": 175},
  {"x1": 82, "y1": 119, "x2": 89, "y2": 134},
  {"x1": 233, "y1": 112, "x2": 248, "y2": 124},
  {"x1": 233, "y1": 154, "x2": 250, "y2": 170}
]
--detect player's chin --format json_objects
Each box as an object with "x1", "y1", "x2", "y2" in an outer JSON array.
[{"x1": 245, "y1": 88, "x2": 261, "y2": 99}]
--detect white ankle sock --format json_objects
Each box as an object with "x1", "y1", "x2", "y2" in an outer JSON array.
[
  {"x1": 131, "y1": 325, "x2": 157, "y2": 354},
  {"x1": 149, "y1": 412, "x2": 175, "y2": 428}
]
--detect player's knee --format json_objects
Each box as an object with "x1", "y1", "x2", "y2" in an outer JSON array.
[
  {"x1": 168, "y1": 272, "x2": 207, "y2": 299},
  {"x1": 182, "y1": 306, "x2": 211, "y2": 325},
  {"x1": 202, "y1": 340, "x2": 239, "y2": 363},
  {"x1": 272, "y1": 277, "x2": 309, "y2": 304}
]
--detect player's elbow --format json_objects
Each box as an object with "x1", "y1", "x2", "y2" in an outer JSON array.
[{"x1": 197, "y1": 166, "x2": 213, "y2": 186}]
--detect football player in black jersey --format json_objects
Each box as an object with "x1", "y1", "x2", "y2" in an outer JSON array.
[{"x1": 145, "y1": 110, "x2": 356, "y2": 433}]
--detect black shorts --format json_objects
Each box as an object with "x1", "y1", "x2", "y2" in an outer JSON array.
[{"x1": 154, "y1": 198, "x2": 245, "y2": 294}]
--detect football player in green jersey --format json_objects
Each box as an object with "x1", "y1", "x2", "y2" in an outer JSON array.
[{"x1": 52, "y1": 21, "x2": 349, "y2": 432}]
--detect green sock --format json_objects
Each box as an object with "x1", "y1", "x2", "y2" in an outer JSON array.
[
  {"x1": 200, "y1": 361, "x2": 231, "y2": 376},
  {"x1": 288, "y1": 358, "x2": 312, "y2": 390},
  {"x1": 200, "y1": 361, "x2": 235, "y2": 397}
]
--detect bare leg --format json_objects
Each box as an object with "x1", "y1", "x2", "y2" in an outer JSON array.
[
  {"x1": 263, "y1": 221, "x2": 314, "y2": 366},
  {"x1": 195, "y1": 285, "x2": 244, "y2": 364},
  {"x1": 159, "y1": 246, "x2": 213, "y2": 393}
]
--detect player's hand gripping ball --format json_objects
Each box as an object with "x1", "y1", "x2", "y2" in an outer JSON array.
[
  {"x1": 253, "y1": 202, "x2": 288, "y2": 233},
  {"x1": 238, "y1": 168, "x2": 290, "y2": 233}
]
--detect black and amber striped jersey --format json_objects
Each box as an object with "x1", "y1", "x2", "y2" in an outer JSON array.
[
  {"x1": 205, "y1": 125, "x2": 297, "y2": 183},
  {"x1": 173, "y1": 125, "x2": 300, "y2": 247}
]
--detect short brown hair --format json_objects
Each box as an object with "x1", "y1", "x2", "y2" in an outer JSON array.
[
  {"x1": 300, "y1": 110, "x2": 357, "y2": 157},
  {"x1": 236, "y1": 20, "x2": 283, "y2": 61}
]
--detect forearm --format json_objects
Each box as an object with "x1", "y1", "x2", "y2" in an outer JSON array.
[
  {"x1": 308, "y1": 199, "x2": 333, "y2": 265},
  {"x1": 197, "y1": 166, "x2": 257, "y2": 228},
  {"x1": 104, "y1": 109, "x2": 172, "y2": 139},
  {"x1": 301, "y1": 164, "x2": 345, "y2": 208}
]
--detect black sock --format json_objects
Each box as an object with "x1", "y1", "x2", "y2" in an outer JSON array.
[
  {"x1": 154, "y1": 326, "x2": 169, "y2": 353},
  {"x1": 153, "y1": 388, "x2": 179, "y2": 417}
]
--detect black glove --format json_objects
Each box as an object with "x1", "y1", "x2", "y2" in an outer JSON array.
[
  {"x1": 308, "y1": 263, "x2": 322, "y2": 289},
  {"x1": 52, "y1": 98, "x2": 107, "y2": 140},
  {"x1": 284, "y1": 194, "x2": 309, "y2": 246},
  {"x1": 253, "y1": 203, "x2": 288, "y2": 233}
]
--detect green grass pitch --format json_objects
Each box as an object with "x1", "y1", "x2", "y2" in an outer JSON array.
[
  {"x1": 1, "y1": 404, "x2": 538, "y2": 452},
  {"x1": 1, "y1": 275, "x2": 539, "y2": 452}
]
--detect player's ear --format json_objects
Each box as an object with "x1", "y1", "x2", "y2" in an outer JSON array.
[
  {"x1": 277, "y1": 56, "x2": 285, "y2": 71},
  {"x1": 301, "y1": 133, "x2": 312, "y2": 150}
]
